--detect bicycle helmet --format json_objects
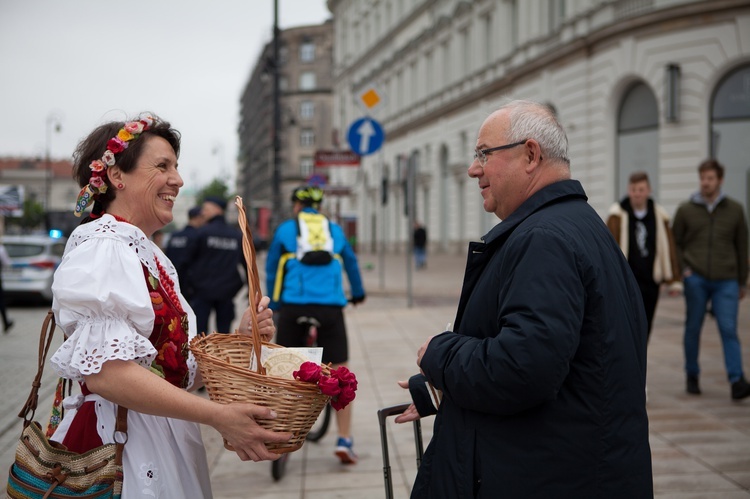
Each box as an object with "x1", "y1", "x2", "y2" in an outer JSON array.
[{"x1": 291, "y1": 186, "x2": 324, "y2": 207}]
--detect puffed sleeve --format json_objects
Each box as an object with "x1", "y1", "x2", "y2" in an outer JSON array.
[{"x1": 50, "y1": 237, "x2": 157, "y2": 381}]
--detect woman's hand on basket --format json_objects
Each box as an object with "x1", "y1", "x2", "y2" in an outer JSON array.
[
  {"x1": 239, "y1": 295, "x2": 275, "y2": 342},
  {"x1": 214, "y1": 403, "x2": 292, "y2": 462}
]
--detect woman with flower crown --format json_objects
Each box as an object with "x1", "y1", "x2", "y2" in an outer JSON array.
[{"x1": 48, "y1": 113, "x2": 291, "y2": 498}]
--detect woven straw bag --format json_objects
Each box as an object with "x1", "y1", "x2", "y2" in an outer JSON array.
[
  {"x1": 6, "y1": 311, "x2": 128, "y2": 499},
  {"x1": 189, "y1": 197, "x2": 331, "y2": 453}
]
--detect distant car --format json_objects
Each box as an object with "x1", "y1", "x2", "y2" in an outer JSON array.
[{"x1": 2, "y1": 234, "x2": 67, "y2": 303}]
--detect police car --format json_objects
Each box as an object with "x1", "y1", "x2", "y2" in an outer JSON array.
[{"x1": 2, "y1": 233, "x2": 67, "y2": 303}]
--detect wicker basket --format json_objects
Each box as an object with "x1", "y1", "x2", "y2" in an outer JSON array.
[
  {"x1": 189, "y1": 333, "x2": 330, "y2": 453},
  {"x1": 189, "y1": 197, "x2": 330, "y2": 454}
]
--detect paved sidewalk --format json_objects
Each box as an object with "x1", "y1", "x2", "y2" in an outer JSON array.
[
  {"x1": 204, "y1": 251, "x2": 750, "y2": 499},
  {"x1": 1, "y1": 250, "x2": 747, "y2": 497}
]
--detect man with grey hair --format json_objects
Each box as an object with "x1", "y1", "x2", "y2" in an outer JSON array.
[{"x1": 397, "y1": 100, "x2": 653, "y2": 497}]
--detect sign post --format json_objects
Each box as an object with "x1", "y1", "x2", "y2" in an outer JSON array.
[
  {"x1": 347, "y1": 117, "x2": 385, "y2": 156},
  {"x1": 313, "y1": 150, "x2": 361, "y2": 168}
]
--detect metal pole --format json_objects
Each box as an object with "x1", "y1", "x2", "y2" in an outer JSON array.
[
  {"x1": 45, "y1": 120, "x2": 51, "y2": 231},
  {"x1": 378, "y1": 150, "x2": 385, "y2": 290},
  {"x1": 271, "y1": 0, "x2": 282, "y2": 230},
  {"x1": 406, "y1": 155, "x2": 415, "y2": 308},
  {"x1": 44, "y1": 114, "x2": 61, "y2": 232}
]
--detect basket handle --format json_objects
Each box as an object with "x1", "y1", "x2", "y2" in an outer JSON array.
[{"x1": 235, "y1": 196, "x2": 265, "y2": 375}]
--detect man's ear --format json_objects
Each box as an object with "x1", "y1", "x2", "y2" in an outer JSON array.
[{"x1": 524, "y1": 139, "x2": 543, "y2": 172}]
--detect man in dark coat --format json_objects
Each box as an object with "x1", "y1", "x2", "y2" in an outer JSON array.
[
  {"x1": 165, "y1": 205, "x2": 204, "y2": 301},
  {"x1": 185, "y1": 196, "x2": 245, "y2": 334},
  {"x1": 413, "y1": 222, "x2": 427, "y2": 269},
  {"x1": 398, "y1": 100, "x2": 653, "y2": 498}
]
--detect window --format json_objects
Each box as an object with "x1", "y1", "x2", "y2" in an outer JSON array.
[
  {"x1": 300, "y1": 101, "x2": 315, "y2": 119},
  {"x1": 510, "y1": 1, "x2": 518, "y2": 48},
  {"x1": 711, "y1": 64, "x2": 750, "y2": 214},
  {"x1": 278, "y1": 46, "x2": 288, "y2": 66},
  {"x1": 299, "y1": 72, "x2": 316, "y2": 90},
  {"x1": 425, "y1": 51, "x2": 434, "y2": 95},
  {"x1": 300, "y1": 41, "x2": 315, "y2": 62},
  {"x1": 548, "y1": 0, "x2": 565, "y2": 31},
  {"x1": 300, "y1": 156, "x2": 314, "y2": 177},
  {"x1": 442, "y1": 41, "x2": 451, "y2": 84},
  {"x1": 617, "y1": 82, "x2": 659, "y2": 199},
  {"x1": 396, "y1": 70, "x2": 403, "y2": 109},
  {"x1": 483, "y1": 15, "x2": 493, "y2": 64},
  {"x1": 461, "y1": 29, "x2": 470, "y2": 74},
  {"x1": 300, "y1": 128, "x2": 315, "y2": 147}
]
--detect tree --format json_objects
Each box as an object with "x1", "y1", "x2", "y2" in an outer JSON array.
[
  {"x1": 196, "y1": 178, "x2": 233, "y2": 204},
  {"x1": 6, "y1": 199, "x2": 45, "y2": 232}
]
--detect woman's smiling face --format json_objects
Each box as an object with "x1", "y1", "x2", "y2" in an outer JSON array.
[{"x1": 114, "y1": 135, "x2": 183, "y2": 236}]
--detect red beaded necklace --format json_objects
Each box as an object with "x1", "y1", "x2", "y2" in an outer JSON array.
[{"x1": 110, "y1": 214, "x2": 185, "y2": 315}]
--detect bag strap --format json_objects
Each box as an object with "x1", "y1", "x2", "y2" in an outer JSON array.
[
  {"x1": 18, "y1": 310, "x2": 57, "y2": 427},
  {"x1": 115, "y1": 405, "x2": 128, "y2": 465},
  {"x1": 18, "y1": 310, "x2": 129, "y2": 464}
]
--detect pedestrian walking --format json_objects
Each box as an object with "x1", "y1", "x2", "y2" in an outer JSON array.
[
  {"x1": 266, "y1": 186, "x2": 366, "y2": 464},
  {"x1": 606, "y1": 171, "x2": 681, "y2": 338},
  {"x1": 413, "y1": 222, "x2": 427, "y2": 269},
  {"x1": 672, "y1": 159, "x2": 750, "y2": 400},
  {"x1": 396, "y1": 99, "x2": 652, "y2": 498}
]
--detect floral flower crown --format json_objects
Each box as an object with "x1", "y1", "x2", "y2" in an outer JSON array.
[{"x1": 73, "y1": 115, "x2": 154, "y2": 217}]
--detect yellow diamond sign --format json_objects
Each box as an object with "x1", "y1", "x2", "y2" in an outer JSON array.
[{"x1": 360, "y1": 89, "x2": 381, "y2": 109}]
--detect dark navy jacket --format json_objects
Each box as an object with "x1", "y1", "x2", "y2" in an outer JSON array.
[
  {"x1": 414, "y1": 180, "x2": 653, "y2": 498},
  {"x1": 185, "y1": 215, "x2": 245, "y2": 301},
  {"x1": 165, "y1": 225, "x2": 199, "y2": 298}
]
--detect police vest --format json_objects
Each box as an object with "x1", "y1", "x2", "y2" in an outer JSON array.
[{"x1": 296, "y1": 211, "x2": 334, "y2": 265}]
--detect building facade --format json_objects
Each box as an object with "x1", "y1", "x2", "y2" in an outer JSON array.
[
  {"x1": 327, "y1": 0, "x2": 750, "y2": 253},
  {"x1": 0, "y1": 157, "x2": 80, "y2": 235},
  {"x1": 237, "y1": 20, "x2": 334, "y2": 245}
]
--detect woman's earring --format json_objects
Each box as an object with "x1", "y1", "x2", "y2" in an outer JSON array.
[{"x1": 117, "y1": 183, "x2": 124, "y2": 189}]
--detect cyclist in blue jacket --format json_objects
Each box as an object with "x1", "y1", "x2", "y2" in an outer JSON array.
[{"x1": 266, "y1": 186, "x2": 366, "y2": 464}]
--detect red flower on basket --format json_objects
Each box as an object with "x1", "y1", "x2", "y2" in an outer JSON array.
[{"x1": 293, "y1": 362, "x2": 358, "y2": 410}]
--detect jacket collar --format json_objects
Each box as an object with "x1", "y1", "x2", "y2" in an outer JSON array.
[
  {"x1": 206, "y1": 214, "x2": 226, "y2": 225},
  {"x1": 480, "y1": 179, "x2": 588, "y2": 247},
  {"x1": 690, "y1": 190, "x2": 726, "y2": 212}
]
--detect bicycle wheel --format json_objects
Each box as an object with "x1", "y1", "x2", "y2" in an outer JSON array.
[
  {"x1": 305, "y1": 403, "x2": 332, "y2": 442},
  {"x1": 271, "y1": 452, "x2": 290, "y2": 481}
]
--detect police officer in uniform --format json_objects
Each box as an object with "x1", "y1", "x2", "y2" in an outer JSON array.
[
  {"x1": 165, "y1": 206, "x2": 204, "y2": 301},
  {"x1": 186, "y1": 196, "x2": 245, "y2": 334}
]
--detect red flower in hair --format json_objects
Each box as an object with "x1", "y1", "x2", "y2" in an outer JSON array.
[{"x1": 107, "y1": 137, "x2": 126, "y2": 153}]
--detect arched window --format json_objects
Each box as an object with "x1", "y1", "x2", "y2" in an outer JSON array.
[
  {"x1": 439, "y1": 144, "x2": 449, "y2": 251},
  {"x1": 616, "y1": 82, "x2": 659, "y2": 200},
  {"x1": 711, "y1": 64, "x2": 750, "y2": 212}
]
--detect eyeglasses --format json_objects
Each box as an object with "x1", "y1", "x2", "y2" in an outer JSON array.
[{"x1": 473, "y1": 140, "x2": 528, "y2": 167}]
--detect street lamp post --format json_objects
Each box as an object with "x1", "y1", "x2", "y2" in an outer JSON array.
[
  {"x1": 212, "y1": 142, "x2": 226, "y2": 184},
  {"x1": 45, "y1": 113, "x2": 62, "y2": 231},
  {"x1": 271, "y1": 0, "x2": 282, "y2": 230}
]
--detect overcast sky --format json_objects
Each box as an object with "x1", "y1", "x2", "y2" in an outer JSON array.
[{"x1": 0, "y1": 0, "x2": 330, "y2": 191}]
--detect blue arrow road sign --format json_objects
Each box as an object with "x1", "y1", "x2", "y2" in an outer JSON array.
[{"x1": 347, "y1": 117, "x2": 385, "y2": 156}]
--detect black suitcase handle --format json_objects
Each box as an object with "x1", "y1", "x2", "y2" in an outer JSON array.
[{"x1": 378, "y1": 403, "x2": 425, "y2": 499}]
